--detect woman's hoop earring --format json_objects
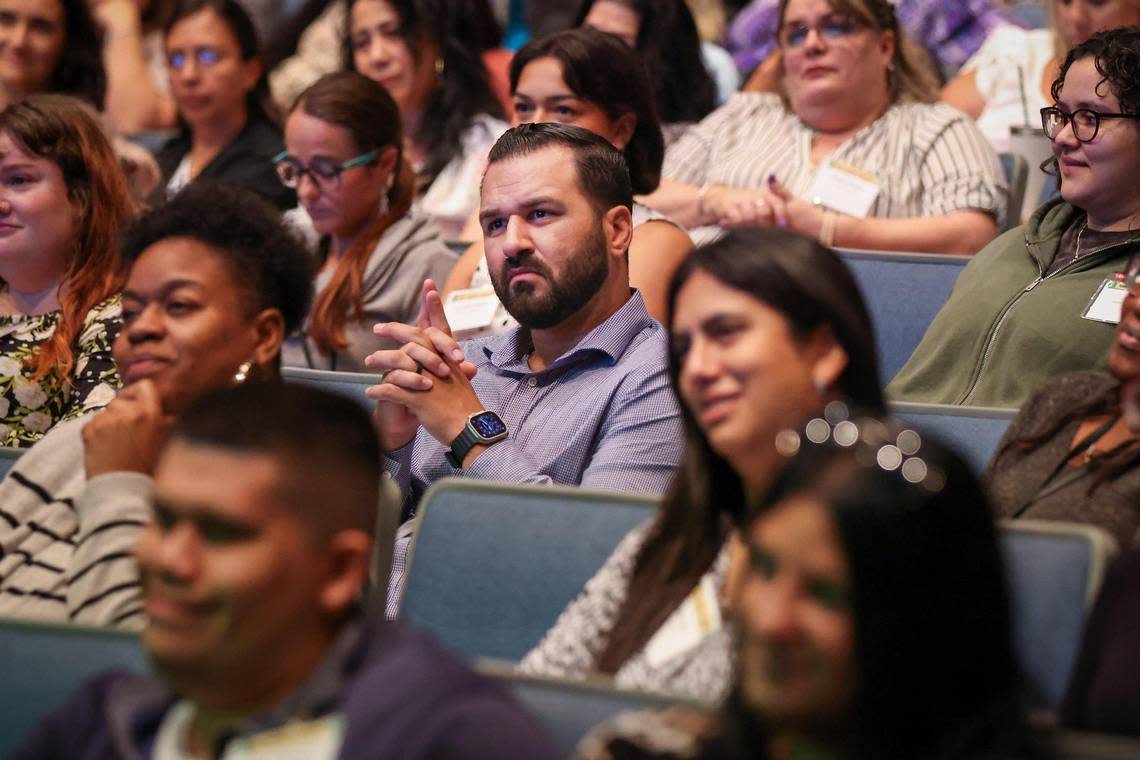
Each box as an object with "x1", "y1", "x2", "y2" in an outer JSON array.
[{"x1": 379, "y1": 172, "x2": 394, "y2": 215}]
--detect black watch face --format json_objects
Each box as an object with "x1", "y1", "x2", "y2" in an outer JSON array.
[{"x1": 471, "y1": 411, "x2": 507, "y2": 438}]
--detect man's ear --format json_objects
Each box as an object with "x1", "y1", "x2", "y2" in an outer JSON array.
[
  {"x1": 250, "y1": 308, "x2": 286, "y2": 369},
  {"x1": 602, "y1": 204, "x2": 634, "y2": 263},
  {"x1": 317, "y1": 530, "x2": 373, "y2": 616}
]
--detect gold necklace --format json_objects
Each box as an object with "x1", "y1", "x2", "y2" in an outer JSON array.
[{"x1": 1075, "y1": 220, "x2": 1088, "y2": 259}]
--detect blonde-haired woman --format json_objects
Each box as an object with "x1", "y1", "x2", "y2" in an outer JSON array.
[
  {"x1": 644, "y1": 0, "x2": 1005, "y2": 255},
  {"x1": 944, "y1": 0, "x2": 1140, "y2": 152}
]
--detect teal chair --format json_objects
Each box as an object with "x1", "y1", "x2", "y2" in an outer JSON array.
[
  {"x1": 0, "y1": 618, "x2": 147, "y2": 755},
  {"x1": 0, "y1": 445, "x2": 23, "y2": 479},
  {"x1": 837, "y1": 248, "x2": 970, "y2": 381},
  {"x1": 1000, "y1": 520, "x2": 1117, "y2": 712},
  {"x1": 281, "y1": 366, "x2": 377, "y2": 411},
  {"x1": 891, "y1": 401, "x2": 1017, "y2": 473},
  {"x1": 480, "y1": 660, "x2": 693, "y2": 758},
  {"x1": 401, "y1": 479, "x2": 658, "y2": 661},
  {"x1": 1000, "y1": 152, "x2": 1029, "y2": 232}
]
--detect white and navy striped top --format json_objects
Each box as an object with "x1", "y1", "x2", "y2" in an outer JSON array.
[
  {"x1": 664, "y1": 92, "x2": 1007, "y2": 229},
  {"x1": 0, "y1": 416, "x2": 150, "y2": 628}
]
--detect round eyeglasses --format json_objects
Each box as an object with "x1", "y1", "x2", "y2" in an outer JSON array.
[
  {"x1": 778, "y1": 14, "x2": 863, "y2": 48},
  {"x1": 1041, "y1": 105, "x2": 1140, "y2": 144},
  {"x1": 273, "y1": 150, "x2": 379, "y2": 189}
]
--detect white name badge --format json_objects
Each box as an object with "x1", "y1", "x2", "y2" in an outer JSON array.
[
  {"x1": 1082, "y1": 276, "x2": 1127, "y2": 324},
  {"x1": 807, "y1": 160, "x2": 881, "y2": 218},
  {"x1": 444, "y1": 286, "x2": 502, "y2": 333},
  {"x1": 224, "y1": 715, "x2": 345, "y2": 760},
  {"x1": 643, "y1": 575, "x2": 723, "y2": 669}
]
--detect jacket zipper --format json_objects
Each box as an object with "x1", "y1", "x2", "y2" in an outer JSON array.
[{"x1": 956, "y1": 241, "x2": 1130, "y2": 405}]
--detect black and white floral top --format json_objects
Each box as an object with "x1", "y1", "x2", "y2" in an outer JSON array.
[{"x1": 0, "y1": 295, "x2": 121, "y2": 448}]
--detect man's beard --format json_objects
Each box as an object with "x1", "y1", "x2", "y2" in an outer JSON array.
[{"x1": 490, "y1": 225, "x2": 610, "y2": 329}]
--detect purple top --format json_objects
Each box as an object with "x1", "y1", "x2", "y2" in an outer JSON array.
[{"x1": 725, "y1": 0, "x2": 1019, "y2": 74}]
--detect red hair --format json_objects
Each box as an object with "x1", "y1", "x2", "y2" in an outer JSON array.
[
  {"x1": 0, "y1": 95, "x2": 135, "y2": 382},
  {"x1": 293, "y1": 73, "x2": 414, "y2": 356}
]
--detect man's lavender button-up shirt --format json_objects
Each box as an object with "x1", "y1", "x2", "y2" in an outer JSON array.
[{"x1": 386, "y1": 290, "x2": 685, "y2": 518}]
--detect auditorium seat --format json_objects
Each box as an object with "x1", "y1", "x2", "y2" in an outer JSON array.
[
  {"x1": 0, "y1": 445, "x2": 22, "y2": 479},
  {"x1": 891, "y1": 401, "x2": 1016, "y2": 472},
  {"x1": 400, "y1": 478, "x2": 656, "y2": 661},
  {"x1": 0, "y1": 618, "x2": 146, "y2": 756},
  {"x1": 1000, "y1": 152, "x2": 1029, "y2": 232},
  {"x1": 1055, "y1": 731, "x2": 1140, "y2": 760},
  {"x1": 480, "y1": 659, "x2": 690, "y2": 757},
  {"x1": 1001, "y1": 520, "x2": 1118, "y2": 712},
  {"x1": 837, "y1": 248, "x2": 970, "y2": 381},
  {"x1": 281, "y1": 366, "x2": 376, "y2": 411},
  {"x1": 1010, "y1": 1, "x2": 1048, "y2": 28}
]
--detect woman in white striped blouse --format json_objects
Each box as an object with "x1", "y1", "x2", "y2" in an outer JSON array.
[{"x1": 643, "y1": 0, "x2": 1007, "y2": 254}]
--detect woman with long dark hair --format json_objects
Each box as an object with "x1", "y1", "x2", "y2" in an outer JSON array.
[
  {"x1": 575, "y1": 0, "x2": 722, "y2": 142},
  {"x1": 519, "y1": 229, "x2": 884, "y2": 700},
  {"x1": 0, "y1": 0, "x2": 106, "y2": 109},
  {"x1": 347, "y1": 0, "x2": 506, "y2": 240},
  {"x1": 580, "y1": 414, "x2": 1037, "y2": 760},
  {"x1": 442, "y1": 28, "x2": 692, "y2": 324}
]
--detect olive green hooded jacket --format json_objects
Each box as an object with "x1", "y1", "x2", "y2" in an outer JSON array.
[{"x1": 888, "y1": 199, "x2": 1138, "y2": 408}]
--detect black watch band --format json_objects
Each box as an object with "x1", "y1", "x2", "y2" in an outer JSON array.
[{"x1": 446, "y1": 411, "x2": 508, "y2": 468}]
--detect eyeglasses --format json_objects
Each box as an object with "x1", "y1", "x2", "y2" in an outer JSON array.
[
  {"x1": 168, "y1": 48, "x2": 223, "y2": 70},
  {"x1": 273, "y1": 150, "x2": 379, "y2": 189},
  {"x1": 778, "y1": 14, "x2": 864, "y2": 48},
  {"x1": 1040, "y1": 105, "x2": 1140, "y2": 144}
]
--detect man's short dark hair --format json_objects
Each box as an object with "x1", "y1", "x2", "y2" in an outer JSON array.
[
  {"x1": 485, "y1": 122, "x2": 633, "y2": 215},
  {"x1": 170, "y1": 383, "x2": 383, "y2": 540},
  {"x1": 122, "y1": 182, "x2": 314, "y2": 335}
]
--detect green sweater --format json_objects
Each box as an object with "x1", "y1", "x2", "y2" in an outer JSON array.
[{"x1": 888, "y1": 200, "x2": 1138, "y2": 408}]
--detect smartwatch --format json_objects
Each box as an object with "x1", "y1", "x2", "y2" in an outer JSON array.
[{"x1": 446, "y1": 410, "x2": 509, "y2": 468}]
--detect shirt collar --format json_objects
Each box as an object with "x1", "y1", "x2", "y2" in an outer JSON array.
[{"x1": 482, "y1": 290, "x2": 655, "y2": 374}]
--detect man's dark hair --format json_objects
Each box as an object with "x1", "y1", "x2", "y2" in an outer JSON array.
[
  {"x1": 122, "y1": 182, "x2": 314, "y2": 335},
  {"x1": 172, "y1": 383, "x2": 383, "y2": 538},
  {"x1": 485, "y1": 122, "x2": 633, "y2": 215}
]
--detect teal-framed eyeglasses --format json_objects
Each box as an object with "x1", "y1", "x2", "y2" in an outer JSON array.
[{"x1": 273, "y1": 149, "x2": 379, "y2": 189}]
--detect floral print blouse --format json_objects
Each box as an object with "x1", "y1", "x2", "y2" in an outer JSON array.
[{"x1": 0, "y1": 295, "x2": 121, "y2": 448}]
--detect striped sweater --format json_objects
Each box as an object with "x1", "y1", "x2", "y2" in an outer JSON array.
[{"x1": 0, "y1": 416, "x2": 150, "y2": 629}]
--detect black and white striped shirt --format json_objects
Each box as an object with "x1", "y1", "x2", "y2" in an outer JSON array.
[{"x1": 0, "y1": 416, "x2": 149, "y2": 628}]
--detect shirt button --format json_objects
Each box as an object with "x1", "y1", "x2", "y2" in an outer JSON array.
[{"x1": 527, "y1": 377, "x2": 537, "y2": 387}]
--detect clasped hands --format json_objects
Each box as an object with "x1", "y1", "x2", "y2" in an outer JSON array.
[
  {"x1": 701, "y1": 175, "x2": 825, "y2": 236},
  {"x1": 364, "y1": 280, "x2": 485, "y2": 452}
]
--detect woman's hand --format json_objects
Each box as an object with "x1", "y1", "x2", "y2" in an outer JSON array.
[
  {"x1": 82, "y1": 379, "x2": 174, "y2": 478},
  {"x1": 703, "y1": 185, "x2": 775, "y2": 228},
  {"x1": 763, "y1": 175, "x2": 827, "y2": 240}
]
